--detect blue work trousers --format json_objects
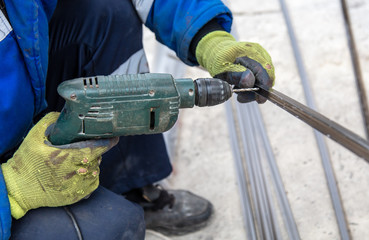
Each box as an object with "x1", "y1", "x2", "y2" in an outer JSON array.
[{"x1": 11, "y1": 0, "x2": 172, "y2": 239}]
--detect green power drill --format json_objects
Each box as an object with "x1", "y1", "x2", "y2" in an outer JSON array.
[{"x1": 48, "y1": 73, "x2": 255, "y2": 145}]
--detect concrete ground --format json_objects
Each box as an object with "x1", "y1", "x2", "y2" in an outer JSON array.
[{"x1": 144, "y1": 0, "x2": 369, "y2": 239}]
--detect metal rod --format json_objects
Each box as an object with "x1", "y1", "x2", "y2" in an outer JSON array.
[
  {"x1": 240, "y1": 107, "x2": 274, "y2": 240},
  {"x1": 278, "y1": 1, "x2": 352, "y2": 238},
  {"x1": 251, "y1": 103, "x2": 301, "y2": 240},
  {"x1": 225, "y1": 101, "x2": 258, "y2": 240},
  {"x1": 256, "y1": 87, "x2": 369, "y2": 163},
  {"x1": 245, "y1": 104, "x2": 283, "y2": 240},
  {"x1": 226, "y1": 3, "x2": 300, "y2": 238},
  {"x1": 236, "y1": 104, "x2": 267, "y2": 239},
  {"x1": 229, "y1": 19, "x2": 269, "y2": 239},
  {"x1": 233, "y1": 88, "x2": 260, "y2": 93},
  {"x1": 340, "y1": 0, "x2": 369, "y2": 140}
]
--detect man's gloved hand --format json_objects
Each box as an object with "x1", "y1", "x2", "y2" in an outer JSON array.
[
  {"x1": 196, "y1": 31, "x2": 275, "y2": 103},
  {"x1": 1, "y1": 112, "x2": 118, "y2": 219}
]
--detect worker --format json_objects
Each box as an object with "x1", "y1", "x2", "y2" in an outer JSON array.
[{"x1": 0, "y1": 0, "x2": 274, "y2": 239}]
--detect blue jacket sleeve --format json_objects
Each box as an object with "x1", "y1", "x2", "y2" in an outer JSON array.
[
  {"x1": 145, "y1": 0, "x2": 232, "y2": 66},
  {"x1": 4, "y1": 0, "x2": 58, "y2": 115},
  {"x1": 0, "y1": 168, "x2": 11, "y2": 240}
]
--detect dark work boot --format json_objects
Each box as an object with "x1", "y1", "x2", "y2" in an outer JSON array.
[{"x1": 124, "y1": 184, "x2": 213, "y2": 236}]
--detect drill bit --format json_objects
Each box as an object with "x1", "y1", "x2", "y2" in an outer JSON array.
[{"x1": 233, "y1": 88, "x2": 259, "y2": 93}]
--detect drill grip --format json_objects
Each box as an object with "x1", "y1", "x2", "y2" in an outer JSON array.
[
  {"x1": 48, "y1": 75, "x2": 233, "y2": 145},
  {"x1": 49, "y1": 74, "x2": 190, "y2": 145}
]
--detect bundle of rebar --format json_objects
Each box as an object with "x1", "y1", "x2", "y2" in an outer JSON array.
[{"x1": 225, "y1": 0, "x2": 369, "y2": 238}]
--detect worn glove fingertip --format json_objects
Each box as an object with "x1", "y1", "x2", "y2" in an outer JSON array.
[
  {"x1": 237, "y1": 92, "x2": 256, "y2": 103},
  {"x1": 239, "y1": 69, "x2": 255, "y2": 88},
  {"x1": 8, "y1": 195, "x2": 27, "y2": 219},
  {"x1": 256, "y1": 95, "x2": 268, "y2": 104}
]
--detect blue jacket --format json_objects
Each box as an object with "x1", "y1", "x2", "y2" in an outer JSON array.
[{"x1": 0, "y1": 0, "x2": 232, "y2": 238}]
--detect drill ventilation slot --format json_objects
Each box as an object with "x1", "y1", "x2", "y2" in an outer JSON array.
[
  {"x1": 83, "y1": 77, "x2": 99, "y2": 88},
  {"x1": 81, "y1": 120, "x2": 85, "y2": 134},
  {"x1": 150, "y1": 108, "x2": 156, "y2": 130}
]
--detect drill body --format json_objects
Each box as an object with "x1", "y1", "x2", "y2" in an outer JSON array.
[{"x1": 49, "y1": 73, "x2": 233, "y2": 145}]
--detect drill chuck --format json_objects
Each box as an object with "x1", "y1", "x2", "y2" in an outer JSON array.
[{"x1": 194, "y1": 78, "x2": 233, "y2": 107}]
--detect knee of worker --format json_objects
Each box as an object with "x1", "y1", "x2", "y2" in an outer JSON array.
[
  {"x1": 116, "y1": 202, "x2": 146, "y2": 240},
  {"x1": 72, "y1": 186, "x2": 146, "y2": 239},
  {"x1": 103, "y1": 200, "x2": 145, "y2": 240}
]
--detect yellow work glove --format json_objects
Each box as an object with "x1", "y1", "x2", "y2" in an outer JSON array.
[
  {"x1": 196, "y1": 31, "x2": 275, "y2": 103},
  {"x1": 1, "y1": 112, "x2": 118, "y2": 219}
]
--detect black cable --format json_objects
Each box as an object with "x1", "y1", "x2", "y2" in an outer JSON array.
[{"x1": 64, "y1": 207, "x2": 83, "y2": 240}]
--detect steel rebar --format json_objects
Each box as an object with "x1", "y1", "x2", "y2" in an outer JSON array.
[
  {"x1": 340, "y1": 0, "x2": 369, "y2": 140},
  {"x1": 277, "y1": 0, "x2": 351, "y2": 238},
  {"x1": 226, "y1": 101, "x2": 258, "y2": 240},
  {"x1": 251, "y1": 103, "x2": 301, "y2": 240}
]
